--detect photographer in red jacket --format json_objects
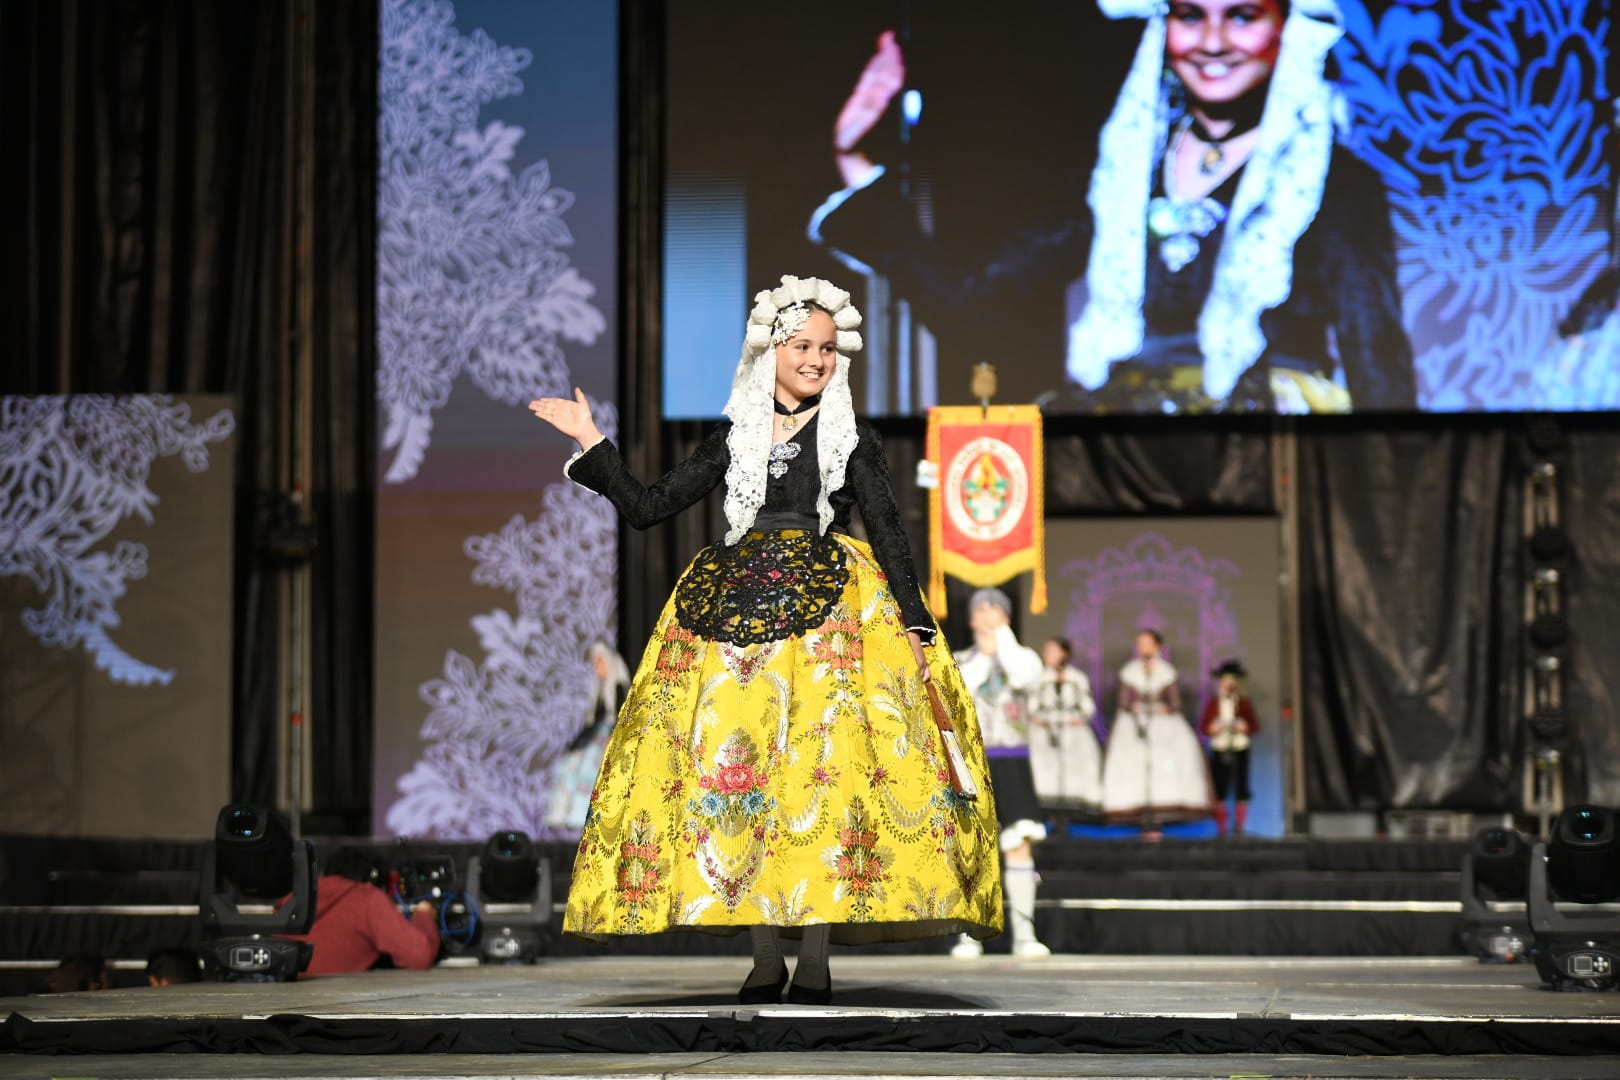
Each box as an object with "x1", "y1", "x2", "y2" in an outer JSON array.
[{"x1": 284, "y1": 848, "x2": 440, "y2": 975}]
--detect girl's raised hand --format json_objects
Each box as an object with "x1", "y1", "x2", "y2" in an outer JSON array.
[{"x1": 528, "y1": 388, "x2": 603, "y2": 450}]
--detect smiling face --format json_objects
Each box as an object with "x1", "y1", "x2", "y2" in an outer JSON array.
[
  {"x1": 1166, "y1": 0, "x2": 1285, "y2": 110},
  {"x1": 774, "y1": 308, "x2": 838, "y2": 405}
]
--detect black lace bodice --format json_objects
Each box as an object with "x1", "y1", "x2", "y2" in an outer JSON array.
[{"x1": 565, "y1": 414, "x2": 935, "y2": 641}]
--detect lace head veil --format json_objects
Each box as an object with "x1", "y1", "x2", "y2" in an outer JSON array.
[
  {"x1": 1066, "y1": 0, "x2": 1346, "y2": 404},
  {"x1": 720, "y1": 275, "x2": 864, "y2": 545}
]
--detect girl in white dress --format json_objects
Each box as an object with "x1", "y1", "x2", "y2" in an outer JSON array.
[
  {"x1": 1101, "y1": 630, "x2": 1211, "y2": 826},
  {"x1": 1029, "y1": 638, "x2": 1102, "y2": 815}
]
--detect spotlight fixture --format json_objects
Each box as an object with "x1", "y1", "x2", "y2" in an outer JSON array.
[
  {"x1": 1457, "y1": 827, "x2": 1531, "y2": 964},
  {"x1": 468, "y1": 830, "x2": 551, "y2": 964},
  {"x1": 480, "y1": 830, "x2": 541, "y2": 902},
  {"x1": 199, "y1": 805, "x2": 317, "y2": 982},
  {"x1": 1548, "y1": 806, "x2": 1620, "y2": 905},
  {"x1": 1528, "y1": 806, "x2": 1620, "y2": 992}
]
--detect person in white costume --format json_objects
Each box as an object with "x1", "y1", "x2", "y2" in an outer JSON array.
[
  {"x1": 951, "y1": 588, "x2": 1051, "y2": 958},
  {"x1": 544, "y1": 642, "x2": 630, "y2": 834},
  {"x1": 1101, "y1": 629, "x2": 1212, "y2": 828},
  {"x1": 1030, "y1": 637, "x2": 1103, "y2": 818}
]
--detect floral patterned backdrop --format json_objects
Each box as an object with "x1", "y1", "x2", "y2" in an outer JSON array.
[
  {"x1": 373, "y1": 0, "x2": 619, "y2": 840},
  {"x1": 1336, "y1": 0, "x2": 1611, "y2": 409}
]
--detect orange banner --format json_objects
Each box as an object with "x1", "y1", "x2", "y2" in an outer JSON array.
[{"x1": 926, "y1": 405, "x2": 1046, "y2": 616}]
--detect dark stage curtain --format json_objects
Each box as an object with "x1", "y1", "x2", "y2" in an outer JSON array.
[
  {"x1": 1043, "y1": 417, "x2": 1275, "y2": 516},
  {"x1": 305, "y1": 0, "x2": 379, "y2": 830},
  {"x1": 1296, "y1": 427, "x2": 1525, "y2": 811},
  {"x1": 2, "y1": 0, "x2": 377, "y2": 827},
  {"x1": 1551, "y1": 431, "x2": 1620, "y2": 806}
]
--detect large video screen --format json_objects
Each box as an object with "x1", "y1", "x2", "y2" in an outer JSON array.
[{"x1": 663, "y1": 0, "x2": 1615, "y2": 417}]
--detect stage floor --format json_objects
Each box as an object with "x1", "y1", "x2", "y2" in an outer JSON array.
[{"x1": 4, "y1": 955, "x2": 1619, "y2": 1069}]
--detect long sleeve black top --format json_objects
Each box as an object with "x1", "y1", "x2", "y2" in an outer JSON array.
[{"x1": 566, "y1": 413, "x2": 936, "y2": 641}]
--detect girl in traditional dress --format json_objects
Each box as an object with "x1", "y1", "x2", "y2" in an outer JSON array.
[
  {"x1": 1100, "y1": 629, "x2": 1212, "y2": 828},
  {"x1": 528, "y1": 276, "x2": 1002, "y2": 1004},
  {"x1": 544, "y1": 642, "x2": 631, "y2": 835},
  {"x1": 1030, "y1": 637, "x2": 1102, "y2": 818}
]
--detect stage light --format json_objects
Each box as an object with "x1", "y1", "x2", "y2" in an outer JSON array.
[
  {"x1": 1457, "y1": 827, "x2": 1532, "y2": 963},
  {"x1": 1548, "y1": 806, "x2": 1620, "y2": 905},
  {"x1": 481, "y1": 830, "x2": 540, "y2": 902},
  {"x1": 468, "y1": 829, "x2": 551, "y2": 964},
  {"x1": 1473, "y1": 828, "x2": 1530, "y2": 901},
  {"x1": 199, "y1": 804, "x2": 317, "y2": 982},
  {"x1": 1527, "y1": 806, "x2": 1620, "y2": 992}
]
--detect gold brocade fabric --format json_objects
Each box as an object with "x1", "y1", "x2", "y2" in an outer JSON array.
[{"x1": 564, "y1": 534, "x2": 1004, "y2": 945}]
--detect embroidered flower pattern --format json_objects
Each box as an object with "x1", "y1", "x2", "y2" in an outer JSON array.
[
  {"x1": 614, "y1": 811, "x2": 667, "y2": 926},
  {"x1": 564, "y1": 535, "x2": 1002, "y2": 941},
  {"x1": 823, "y1": 798, "x2": 892, "y2": 920},
  {"x1": 654, "y1": 624, "x2": 703, "y2": 685},
  {"x1": 690, "y1": 732, "x2": 777, "y2": 830}
]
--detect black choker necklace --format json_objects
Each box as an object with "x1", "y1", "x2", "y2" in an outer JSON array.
[
  {"x1": 1185, "y1": 114, "x2": 1260, "y2": 175},
  {"x1": 774, "y1": 394, "x2": 821, "y2": 431}
]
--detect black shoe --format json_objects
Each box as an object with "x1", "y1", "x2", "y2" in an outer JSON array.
[
  {"x1": 784, "y1": 970, "x2": 831, "y2": 1005},
  {"x1": 737, "y1": 963, "x2": 788, "y2": 1004}
]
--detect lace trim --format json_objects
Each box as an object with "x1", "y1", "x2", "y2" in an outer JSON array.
[
  {"x1": 1068, "y1": 2, "x2": 1345, "y2": 402},
  {"x1": 562, "y1": 440, "x2": 605, "y2": 484},
  {"x1": 675, "y1": 530, "x2": 850, "y2": 646},
  {"x1": 722, "y1": 276, "x2": 862, "y2": 545}
]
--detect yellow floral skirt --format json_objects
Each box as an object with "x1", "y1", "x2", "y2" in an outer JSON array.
[{"x1": 564, "y1": 532, "x2": 1004, "y2": 945}]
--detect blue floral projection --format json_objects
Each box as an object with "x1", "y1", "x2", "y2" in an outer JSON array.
[{"x1": 1336, "y1": 0, "x2": 1612, "y2": 409}]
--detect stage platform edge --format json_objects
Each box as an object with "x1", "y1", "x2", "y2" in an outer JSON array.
[{"x1": 4, "y1": 956, "x2": 1617, "y2": 1060}]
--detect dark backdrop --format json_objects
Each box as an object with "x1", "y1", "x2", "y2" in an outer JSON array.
[{"x1": 2, "y1": 0, "x2": 378, "y2": 829}]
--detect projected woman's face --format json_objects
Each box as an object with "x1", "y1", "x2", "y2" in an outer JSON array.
[{"x1": 1166, "y1": 1, "x2": 1285, "y2": 109}]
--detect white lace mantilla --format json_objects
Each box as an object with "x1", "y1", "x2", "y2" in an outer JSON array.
[
  {"x1": 721, "y1": 275, "x2": 863, "y2": 545},
  {"x1": 1069, "y1": 0, "x2": 1345, "y2": 402}
]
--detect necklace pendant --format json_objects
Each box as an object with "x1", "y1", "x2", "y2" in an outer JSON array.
[
  {"x1": 1200, "y1": 145, "x2": 1223, "y2": 175},
  {"x1": 782, "y1": 415, "x2": 797, "y2": 431}
]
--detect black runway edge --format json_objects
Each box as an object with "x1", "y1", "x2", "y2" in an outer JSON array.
[{"x1": 5, "y1": 1010, "x2": 1619, "y2": 1058}]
